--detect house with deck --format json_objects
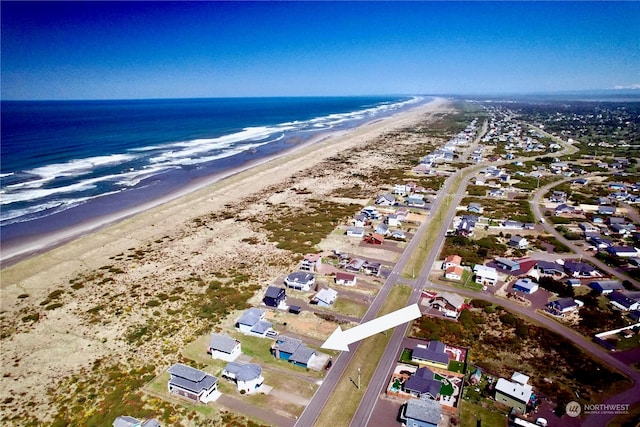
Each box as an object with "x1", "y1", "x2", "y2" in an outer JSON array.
[
  {"x1": 284, "y1": 271, "x2": 315, "y2": 291},
  {"x1": 167, "y1": 364, "x2": 218, "y2": 404},
  {"x1": 208, "y1": 333, "x2": 241, "y2": 362},
  {"x1": 495, "y1": 374, "x2": 533, "y2": 413},
  {"x1": 474, "y1": 264, "x2": 499, "y2": 286},
  {"x1": 442, "y1": 254, "x2": 462, "y2": 269},
  {"x1": 300, "y1": 253, "x2": 322, "y2": 272}
]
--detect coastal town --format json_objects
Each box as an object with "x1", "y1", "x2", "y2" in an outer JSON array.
[{"x1": 2, "y1": 98, "x2": 639, "y2": 427}]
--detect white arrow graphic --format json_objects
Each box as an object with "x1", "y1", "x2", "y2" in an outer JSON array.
[{"x1": 321, "y1": 303, "x2": 422, "y2": 351}]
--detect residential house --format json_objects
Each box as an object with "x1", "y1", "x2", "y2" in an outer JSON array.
[
  {"x1": 597, "y1": 196, "x2": 612, "y2": 205},
  {"x1": 346, "y1": 226, "x2": 365, "y2": 238},
  {"x1": 445, "y1": 265, "x2": 464, "y2": 281},
  {"x1": 312, "y1": 288, "x2": 338, "y2": 307},
  {"x1": 364, "y1": 233, "x2": 385, "y2": 245},
  {"x1": 385, "y1": 214, "x2": 400, "y2": 227},
  {"x1": 235, "y1": 308, "x2": 273, "y2": 337},
  {"x1": 495, "y1": 376, "x2": 533, "y2": 413},
  {"x1": 608, "y1": 292, "x2": 640, "y2": 311},
  {"x1": 411, "y1": 341, "x2": 449, "y2": 369},
  {"x1": 363, "y1": 261, "x2": 382, "y2": 276},
  {"x1": 564, "y1": 260, "x2": 599, "y2": 278},
  {"x1": 589, "y1": 236, "x2": 613, "y2": 250},
  {"x1": 393, "y1": 183, "x2": 410, "y2": 195},
  {"x1": 579, "y1": 222, "x2": 599, "y2": 234},
  {"x1": 536, "y1": 260, "x2": 564, "y2": 277},
  {"x1": 345, "y1": 258, "x2": 366, "y2": 273},
  {"x1": 502, "y1": 220, "x2": 524, "y2": 229},
  {"x1": 375, "y1": 193, "x2": 396, "y2": 206},
  {"x1": 167, "y1": 363, "x2": 218, "y2": 404},
  {"x1": 263, "y1": 286, "x2": 286, "y2": 308},
  {"x1": 442, "y1": 254, "x2": 462, "y2": 269},
  {"x1": 221, "y1": 362, "x2": 264, "y2": 394},
  {"x1": 353, "y1": 214, "x2": 367, "y2": 228},
  {"x1": 208, "y1": 333, "x2": 241, "y2": 362},
  {"x1": 375, "y1": 223, "x2": 390, "y2": 236},
  {"x1": 489, "y1": 189, "x2": 505, "y2": 197},
  {"x1": 495, "y1": 257, "x2": 520, "y2": 272},
  {"x1": 513, "y1": 278, "x2": 538, "y2": 294},
  {"x1": 113, "y1": 417, "x2": 161, "y2": 427},
  {"x1": 284, "y1": 271, "x2": 315, "y2": 291},
  {"x1": 607, "y1": 246, "x2": 640, "y2": 258},
  {"x1": 457, "y1": 215, "x2": 478, "y2": 237},
  {"x1": 431, "y1": 292, "x2": 465, "y2": 314},
  {"x1": 550, "y1": 191, "x2": 567, "y2": 203},
  {"x1": 362, "y1": 206, "x2": 380, "y2": 219},
  {"x1": 474, "y1": 264, "x2": 499, "y2": 286},
  {"x1": 300, "y1": 253, "x2": 322, "y2": 272},
  {"x1": 406, "y1": 194, "x2": 426, "y2": 207},
  {"x1": 546, "y1": 298, "x2": 579, "y2": 314},
  {"x1": 509, "y1": 235, "x2": 529, "y2": 250},
  {"x1": 403, "y1": 366, "x2": 441, "y2": 400},
  {"x1": 271, "y1": 336, "x2": 316, "y2": 368},
  {"x1": 396, "y1": 207, "x2": 409, "y2": 222},
  {"x1": 598, "y1": 206, "x2": 617, "y2": 216},
  {"x1": 400, "y1": 398, "x2": 442, "y2": 427},
  {"x1": 391, "y1": 230, "x2": 406, "y2": 240},
  {"x1": 589, "y1": 280, "x2": 624, "y2": 295},
  {"x1": 335, "y1": 272, "x2": 357, "y2": 286},
  {"x1": 555, "y1": 204, "x2": 576, "y2": 216}
]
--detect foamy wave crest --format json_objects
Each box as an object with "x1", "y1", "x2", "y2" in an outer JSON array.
[{"x1": 9, "y1": 153, "x2": 136, "y2": 190}]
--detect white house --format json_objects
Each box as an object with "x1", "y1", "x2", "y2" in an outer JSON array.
[
  {"x1": 445, "y1": 265, "x2": 464, "y2": 281},
  {"x1": 473, "y1": 264, "x2": 498, "y2": 286},
  {"x1": 335, "y1": 272, "x2": 357, "y2": 286},
  {"x1": 509, "y1": 235, "x2": 529, "y2": 250},
  {"x1": 375, "y1": 193, "x2": 396, "y2": 206},
  {"x1": 235, "y1": 308, "x2": 273, "y2": 337},
  {"x1": 313, "y1": 288, "x2": 338, "y2": 307},
  {"x1": 221, "y1": 362, "x2": 264, "y2": 394},
  {"x1": 346, "y1": 226, "x2": 365, "y2": 238},
  {"x1": 385, "y1": 214, "x2": 400, "y2": 227},
  {"x1": 284, "y1": 271, "x2": 315, "y2": 291},
  {"x1": 208, "y1": 333, "x2": 241, "y2": 362}
]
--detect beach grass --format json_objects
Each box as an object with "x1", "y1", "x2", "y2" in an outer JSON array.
[
  {"x1": 314, "y1": 284, "x2": 412, "y2": 427},
  {"x1": 459, "y1": 400, "x2": 509, "y2": 427}
]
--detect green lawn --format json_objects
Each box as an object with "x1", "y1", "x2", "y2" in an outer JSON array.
[
  {"x1": 459, "y1": 400, "x2": 509, "y2": 427},
  {"x1": 400, "y1": 348, "x2": 413, "y2": 363},
  {"x1": 333, "y1": 298, "x2": 368, "y2": 318},
  {"x1": 448, "y1": 360, "x2": 466, "y2": 374}
]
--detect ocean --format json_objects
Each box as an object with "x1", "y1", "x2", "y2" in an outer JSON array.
[{"x1": 1, "y1": 96, "x2": 425, "y2": 255}]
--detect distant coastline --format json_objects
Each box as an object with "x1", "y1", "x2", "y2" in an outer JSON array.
[
  {"x1": 0, "y1": 96, "x2": 429, "y2": 265},
  {"x1": 0, "y1": 97, "x2": 436, "y2": 266}
]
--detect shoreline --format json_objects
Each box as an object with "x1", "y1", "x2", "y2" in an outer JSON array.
[{"x1": 0, "y1": 98, "x2": 446, "y2": 270}]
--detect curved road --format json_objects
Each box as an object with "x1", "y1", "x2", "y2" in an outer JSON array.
[{"x1": 297, "y1": 115, "x2": 639, "y2": 427}]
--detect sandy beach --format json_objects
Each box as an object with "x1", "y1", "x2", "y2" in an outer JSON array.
[{"x1": 0, "y1": 97, "x2": 454, "y2": 424}]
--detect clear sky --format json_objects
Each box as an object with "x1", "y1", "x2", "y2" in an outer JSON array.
[{"x1": 1, "y1": 1, "x2": 639, "y2": 100}]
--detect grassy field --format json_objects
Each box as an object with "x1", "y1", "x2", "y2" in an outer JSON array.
[
  {"x1": 459, "y1": 400, "x2": 509, "y2": 427},
  {"x1": 314, "y1": 284, "x2": 412, "y2": 427}
]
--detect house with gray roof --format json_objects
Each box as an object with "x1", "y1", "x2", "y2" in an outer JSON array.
[
  {"x1": 263, "y1": 286, "x2": 286, "y2": 308},
  {"x1": 271, "y1": 335, "x2": 317, "y2": 368},
  {"x1": 284, "y1": 271, "x2": 315, "y2": 291},
  {"x1": 235, "y1": 308, "x2": 273, "y2": 337},
  {"x1": 400, "y1": 398, "x2": 442, "y2": 427},
  {"x1": 608, "y1": 291, "x2": 640, "y2": 311},
  {"x1": 589, "y1": 280, "x2": 624, "y2": 294},
  {"x1": 411, "y1": 341, "x2": 450, "y2": 369},
  {"x1": 312, "y1": 288, "x2": 338, "y2": 307},
  {"x1": 495, "y1": 376, "x2": 532, "y2": 413},
  {"x1": 221, "y1": 362, "x2": 264, "y2": 394},
  {"x1": 208, "y1": 333, "x2": 241, "y2": 362},
  {"x1": 403, "y1": 366, "x2": 441, "y2": 400},
  {"x1": 536, "y1": 260, "x2": 564, "y2": 276},
  {"x1": 167, "y1": 363, "x2": 218, "y2": 404}
]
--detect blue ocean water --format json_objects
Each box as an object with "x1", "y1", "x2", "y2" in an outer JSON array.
[{"x1": 1, "y1": 96, "x2": 425, "y2": 247}]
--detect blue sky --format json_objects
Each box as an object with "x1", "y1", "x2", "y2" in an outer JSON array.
[{"x1": 2, "y1": 1, "x2": 639, "y2": 100}]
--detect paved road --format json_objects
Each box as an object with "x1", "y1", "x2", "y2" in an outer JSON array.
[{"x1": 530, "y1": 176, "x2": 640, "y2": 289}]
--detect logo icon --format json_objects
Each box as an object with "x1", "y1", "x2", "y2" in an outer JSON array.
[{"x1": 566, "y1": 401, "x2": 582, "y2": 417}]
